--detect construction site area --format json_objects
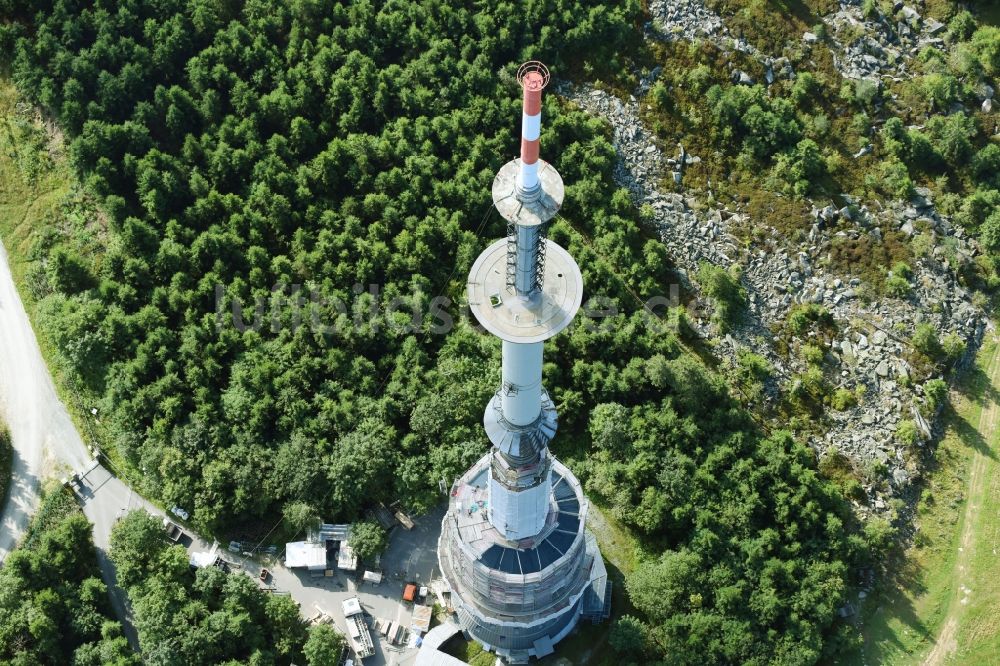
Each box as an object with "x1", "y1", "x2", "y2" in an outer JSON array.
[
  {"x1": 183, "y1": 505, "x2": 448, "y2": 666},
  {"x1": 293, "y1": 510, "x2": 444, "y2": 665}
]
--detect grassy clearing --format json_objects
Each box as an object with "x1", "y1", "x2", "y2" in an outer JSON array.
[
  {"x1": 848, "y1": 335, "x2": 1000, "y2": 664},
  {"x1": 441, "y1": 636, "x2": 496, "y2": 666},
  {"x1": 0, "y1": 79, "x2": 72, "y2": 283},
  {"x1": 951, "y1": 346, "x2": 1000, "y2": 663},
  {"x1": 0, "y1": 78, "x2": 125, "y2": 470}
]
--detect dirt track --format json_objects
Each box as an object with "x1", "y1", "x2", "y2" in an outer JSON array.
[{"x1": 922, "y1": 337, "x2": 1000, "y2": 665}]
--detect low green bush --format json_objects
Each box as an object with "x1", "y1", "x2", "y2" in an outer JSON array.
[
  {"x1": 879, "y1": 159, "x2": 915, "y2": 199},
  {"x1": 924, "y1": 378, "x2": 949, "y2": 412},
  {"x1": 786, "y1": 303, "x2": 834, "y2": 336},
  {"x1": 969, "y1": 26, "x2": 1000, "y2": 76},
  {"x1": 913, "y1": 323, "x2": 943, "y2": 360},
  {"x1": 831, "y1": 387, "x2": 857, "y2": 411},
  {"x1": 896, "y1": 419, "x2": 919, "y2": 446},
  {"x1": 941, "y1": 332, "x2": 966, "y2": 363},
  {"x1": 803, "y1": 343, "x2": 825, "y2": 366},
  {"x1": 777, "y1": 138, "x2": 826, "y2": 195},
  {"x1": 697, "y1": 262, "x2": 746, "y2": 331},
  {"x1": 947, "y1": 10, "x2": 976, "y2": 42}
]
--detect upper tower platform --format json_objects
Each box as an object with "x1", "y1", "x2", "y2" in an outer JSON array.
[
  {"x1": 492, "y1": 158, "x2": 564, "y2": 228},
  {"x1": 467, "y1": 236, "x2": 582, "y2": 344},
  {"x1": 467, "y1": 61, "x2": 584, "y2": 344}
]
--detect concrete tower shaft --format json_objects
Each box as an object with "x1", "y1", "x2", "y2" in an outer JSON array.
[
  {"x1": 500, "y1": 340, "x2": 542, "y2": 426},
  {"x1": 438, "y1": 61, "x2": 611, "y2": 662},
  {"x1": 465, "y1": 61, "x2": 583, "y2": 543}
]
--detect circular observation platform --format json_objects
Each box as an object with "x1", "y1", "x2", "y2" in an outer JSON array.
[
  {"x1": 467, "y1": 238, "x2": 583, "y2": 344},
  {"x1": 492, "y1": 159, "x2": 564, "y2": 227}
]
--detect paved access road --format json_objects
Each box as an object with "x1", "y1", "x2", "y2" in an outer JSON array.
[
  {"x1": 74, "y1": 462, "x2": 215, "y2": 647},
  {"x1": 0, "y1": 239, "x2": 91, "y2": 559}
]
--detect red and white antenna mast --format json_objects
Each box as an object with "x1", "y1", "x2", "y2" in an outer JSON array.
[{"x1": 515, "y1": 61, "x2": 549, "y2": 198}]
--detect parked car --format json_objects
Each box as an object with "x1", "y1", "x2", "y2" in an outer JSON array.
[{"x1": 61, "y1": 471, "x2": 82, "y2": 490}]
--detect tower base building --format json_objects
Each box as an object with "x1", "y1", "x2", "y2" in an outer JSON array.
[
  {"x1": 439, "y1": 456, "x2": 609, "y2": 661},
  {"x1": 436, "y1": 61, "x2": 610, "y2": 663}
]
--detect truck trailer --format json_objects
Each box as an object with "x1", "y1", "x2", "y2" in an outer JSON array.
[{"x1": 341, "y1": 597, "x2": 375, "y2": 659}]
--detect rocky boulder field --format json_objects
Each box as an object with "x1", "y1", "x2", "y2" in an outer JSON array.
[{"x1": 559, "y1": 0, "x2": 995, "y2": 518}]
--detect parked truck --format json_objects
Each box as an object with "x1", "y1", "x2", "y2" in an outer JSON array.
[
  {"x1": 162, "y1": 518, "x2": 183, "y2": 542},
  {"x1": 341, "y1": 597, "x2": 375, "y2": 659}
]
